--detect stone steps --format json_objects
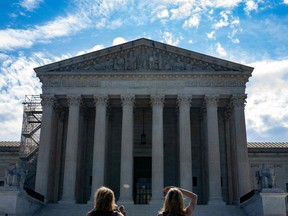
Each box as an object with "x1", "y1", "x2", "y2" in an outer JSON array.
[{"x1": 33, "y1": 203, "x2": 247, "y2": 216}]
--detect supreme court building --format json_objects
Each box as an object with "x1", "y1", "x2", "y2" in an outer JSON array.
[{"x1": 34, "y1": 38, "x2": 253, "y2": 205}]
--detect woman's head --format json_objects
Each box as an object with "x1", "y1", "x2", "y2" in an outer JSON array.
[
  {"x1": 162, "y1": 187, "x2": 185, "y2": 214},
  {"x1": 94, "y1": 186, "x2": 117, "y2": 211}
]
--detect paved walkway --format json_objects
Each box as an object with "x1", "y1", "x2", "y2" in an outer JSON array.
[{"x1": 33, "y1": 203, "x2": 247, "y2": 216}]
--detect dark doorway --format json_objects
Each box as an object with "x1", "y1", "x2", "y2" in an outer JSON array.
[{"x1": 134, "y1": 157, "x2": 151, "y2": 204}]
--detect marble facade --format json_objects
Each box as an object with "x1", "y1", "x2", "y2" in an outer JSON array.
[{"x1": 33, "y1": 38, "x2": 253, "y2": 205}]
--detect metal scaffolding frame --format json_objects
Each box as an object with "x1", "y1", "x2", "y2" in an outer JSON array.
[
  {"x1": 19, "y1": 95, "x2": 42, "y2": 189},
  {"x1": 19, "y1": 95, "x2": 42, "y2": 159}
]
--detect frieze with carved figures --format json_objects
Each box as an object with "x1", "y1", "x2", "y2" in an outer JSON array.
[{"x1": 47, "y1": 45, "x2": 240, "y2": 72}]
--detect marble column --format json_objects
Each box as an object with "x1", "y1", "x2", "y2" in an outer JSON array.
[
  {"x1": 61, "y1": 95, "x2": 81, "y2": 203},
  {"x1": 177, "y1": 95, "x2": 193, "y2": 191},
  {"x1": 204, "y1": 95, "x2": 224, "y2": 205},
  {"x1": 224, "y1": 107, "x2": 234, "y2": 204},
  {"x1": 150, "y1": 94, "x2": 165, "y2": 202},
  {"x1": 52, "y1": 107, "x2": 65, "y2": 202},
  {"x1": 91, "y1": 95, "x2": 108, "y2": 198},
  {"x1": 231, "y1": 94, "x2": 251, "y2": 198},
  {"x1": 35, "y1": 94, "x2": 55, "y2": 198},
  {"x1": 119, "y1": 95, "x2": 135, "y2": 203}
]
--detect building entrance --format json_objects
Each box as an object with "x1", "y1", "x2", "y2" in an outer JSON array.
[{"x1": 133, "y1": 157, "x2": 151, "y2": 204}]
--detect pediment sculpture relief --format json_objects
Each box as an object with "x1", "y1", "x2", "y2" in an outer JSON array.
[{"x1": 50, "y1": 46, "x2": 239, "y2": 72}]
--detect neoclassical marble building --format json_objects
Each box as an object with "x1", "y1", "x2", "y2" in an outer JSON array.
[{"x1": 34, "y1": 38, "x2": 253, "y2": 205}]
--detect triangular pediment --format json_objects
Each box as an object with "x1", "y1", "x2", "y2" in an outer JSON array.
[{"x1": 34, "y1": 38, "x2": 253, "y2": 73}]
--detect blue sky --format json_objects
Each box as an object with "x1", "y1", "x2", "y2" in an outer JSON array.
[{"x1": 0, "y1": 0, "x2": 288, "y2": 142}]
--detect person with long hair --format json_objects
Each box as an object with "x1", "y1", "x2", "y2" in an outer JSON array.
[
  {"x1": 158, "y1": 186, "x2": 197, "y2": 216},
  {"x1": 87, "y1": 186, "x2": 126, "y2": 216}
]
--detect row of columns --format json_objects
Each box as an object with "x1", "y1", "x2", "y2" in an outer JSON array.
[{"x1": 35, "y1": 93, "x2": 250, "y2": 204}]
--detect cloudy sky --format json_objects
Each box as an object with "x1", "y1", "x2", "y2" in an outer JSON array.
[{"x1": 0, "y1": 0, "x2": 287, "y2": 142}]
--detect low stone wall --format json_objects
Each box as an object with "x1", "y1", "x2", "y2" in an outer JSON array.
[
  {"x1": 0, "y1": 187, "x2": 43, "y2": 216},
  {"x1": 241, "y1": 188, "x2": 288, "y2": 216}
]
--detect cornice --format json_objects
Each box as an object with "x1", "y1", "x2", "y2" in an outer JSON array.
[{"x1": 40, "y1": 73, "x2": 249, "y2": 88}]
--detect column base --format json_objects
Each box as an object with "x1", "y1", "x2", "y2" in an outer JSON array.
[
  {"x1": 87, "y1": 199, "x2": 93, "y2": 205},
  {"x1": 117, "y1": 198, "x2": 134, "y2": 205},
  {"x1": 149, "y1": 198, "x2": 164, "y2": 205},
  {"x1": 59, "y1": 196, "x2": 76, "y2": 204},
  {"x1": 208, "y1": 197, "x2": 225, "y2": 205}
]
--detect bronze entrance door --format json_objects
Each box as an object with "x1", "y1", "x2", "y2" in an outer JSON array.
[{"x1": 133, "y1": 157, "x2": 151, "y2": 204}]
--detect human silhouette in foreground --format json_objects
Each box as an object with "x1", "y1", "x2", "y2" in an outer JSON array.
[
  {"x1": 158, "y1": 186, "x2": 197, "y2": 216},
  {"x1": 87, "y1": 186, "x2": 127, "y2": 216}
]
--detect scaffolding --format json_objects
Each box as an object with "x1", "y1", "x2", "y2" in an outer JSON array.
[
  {"x1": 19, "y1": 95, "x2": 42, "y2": 159},
  {"x1": 18, "y1": 95, "x2": 42, "y2": 190}
]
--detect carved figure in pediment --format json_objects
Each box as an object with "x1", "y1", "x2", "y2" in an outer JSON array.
[
  {"x1": 168, "y1": 57, "x2": 176, "y2": 70},
  {"x1": 93, "y1": 59, "x2": 105, "y2": 70},
  {"x1": 126, "y1": 51, "x2": 137, "y2": 70},
  {"x1": 148, "y1": 51, "x2": 160, "y2": 70},
  {"x1": 186, "y1": 60, "x2": 202, "y2": 71},
  {"x1": 137, "y1": 49, "x2": 149, "y2": 70},
  {"x1": 174, "y1": 57, "x2": 185, "y2": 70},
  {"x1": 161, "y1": 54, "x2": 172, "y2": 70},
  {"x1": 105, "y1": 59, "x2": 114, "y2": 70},
  {"x1": 113, "y1": 56, "x2": 125, "y2": 70}
]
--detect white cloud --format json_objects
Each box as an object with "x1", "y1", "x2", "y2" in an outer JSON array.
[
  {"x1": 95, "y1": 18, "x2": 107, "y2": 29},
  {"x1": 213, "y1": 0, "x2": 242, "y2": 8},
  {"x1": 216, "y1": 42, "x2": 227, "y2": 56},
  {"x1": 245, "y1": 0, "x2": 258, "y2": 14},
  {"x1": 284, "y1": 0, "x2": 288, "y2": 4},
  {"x1": 109, "y1": 19, "x2": 123, "y2": 29},
  {"x1": 77, "y1": 44, "x2": 105, "y2": 56},
  {"x1": 188, "y1": 39, "x2": 193, "y2": 44},
  {"x1": 231, "y1": 18, "x2": 240, "y2": 25},
  {"x1": 170, "y1": 3, "x2": 193, "y2": 20},
  {"x1": 0, "y1": 100, "x2": 23, "y2": 141},
  {"x1": 161, "y1": 31, "x2": 183, "y2": 46},
  {"x1": 0, "y1": 0, "x2": 130, "y2": 51},
  {"x1": 87, "y1": 0, "x2": 128, "y2": 17},
  {"x1": 228, "y1": 29, "x2": 240, "y2": 43},
  {"x1": 213, "y1": 11, "x2": 230, "y2": 29},
  {"x1": 246, "y1": 58, "x2": 288, "y2": 136},
  {"x1": 0, "y1": 14, "x2": 89, "y2": 50},
  {"x1": 0, "y1": 51, "x2": 71, "y2": 141},
  {"x1": 152, "y1": 5, "x2": 169, "y2": 19},
  {"x1": 112, "y1": 37, "x2": 127, "y2": 46},
  {"x1": 161, "y1": 0, "x2": 241, "y2": 8},
  {"x1": 0, "y1": 53, "x2": 47, "y2": 141},
  {"x1": 207, "y1": 31, "x2": 216, "y2": 39},
  {"x1": 183, "y1": 14, "x2": 200, "y2": 29},
  {"x1": 19, "y1": 0, "x2": 43, "y2": 11},
  {"x1": 158, "y1": 9, "x2": 169, "y2": 19}
]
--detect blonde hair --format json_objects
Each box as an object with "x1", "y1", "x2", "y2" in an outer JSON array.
[
  {"x1": 161, "y1": 187, "x2": 185, "y2": 216},
  {"x1": 94, "y1": 186, "x2": 117, "y2": 211}
]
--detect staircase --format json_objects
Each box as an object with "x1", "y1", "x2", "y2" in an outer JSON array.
[
  {"x1": 33, "y1": 203, "x2": 247, "y2": 216},
  {"x1": 19, "y1": 95, "x2": 42, "y2": 190}
]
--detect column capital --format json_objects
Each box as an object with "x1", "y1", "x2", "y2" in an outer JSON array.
[
  {"x1": 224, "y1": 103, "x2": 233, "y2": 121},
  {"x1": 177, "y1": 95, "x2": 192, "y2": 107},
  {"x1": 224, "y1": 108, "x2": 232, "y2": 121},
  {"x1": 231, "y1": 94, "x2": 247, "y2": 108},
  {"x1": 121, "y1": 94, "x2": 135, "y2": 107},
  {"x1": 204, "y1": 95, "x2": 219, "y2": 107},
  {"x1": 150, "y1": 94, "x2": 165, "y2": 106},
  {"x1": 67, "y1": 95, "x2": 81, "y2": 106},
  {"x1": 93, "y1": 94, "x2": 109, "y2": 106},
  {"x1": 54, "y1": 102, "x2": 66, "y2": 121},
  {"x1": 80, "y1": 103, "x2": 89, "y2": 116},
  {"x1": 40, "y1": 94, "x2": 55, "y2": 107}
]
